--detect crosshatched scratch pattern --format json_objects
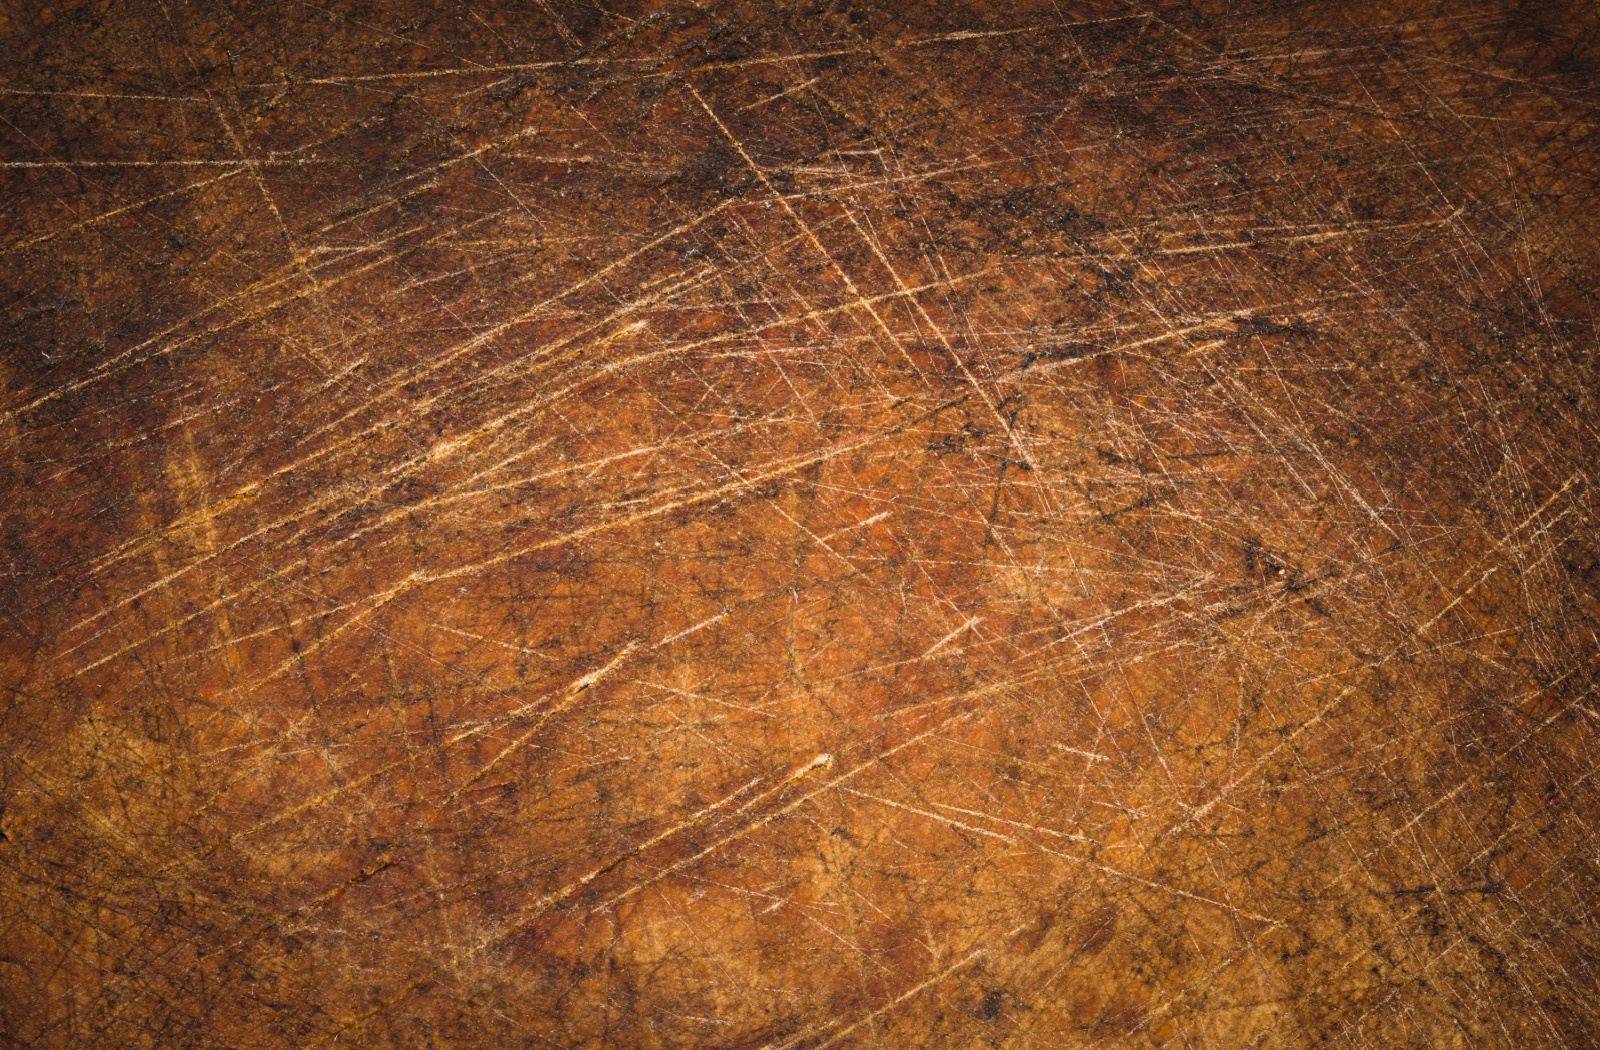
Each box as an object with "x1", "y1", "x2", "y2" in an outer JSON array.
[{"x1": 1, "y1": 1, "x2": 1598, "y2": 1047}]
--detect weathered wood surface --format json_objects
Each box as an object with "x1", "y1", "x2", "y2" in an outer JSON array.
[{"x1": 1, "y1": 1, "x2": 1597, "y2": 1046}]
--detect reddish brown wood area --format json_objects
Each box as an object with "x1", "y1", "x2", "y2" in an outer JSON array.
[{"x1": 2, "y1": 1, "x2": 1597, "y2": 1046}]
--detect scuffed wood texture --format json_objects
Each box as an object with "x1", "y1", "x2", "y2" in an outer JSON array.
[{"x1": 2, "y1": 1, "x2": 1598, "y2": 1046}]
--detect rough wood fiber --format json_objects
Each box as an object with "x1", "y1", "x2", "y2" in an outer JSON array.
[{"x1": 1, "y1": 1, "x2": 1597, "y2": 1047}]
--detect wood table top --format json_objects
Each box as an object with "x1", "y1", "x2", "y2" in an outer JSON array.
[{"x1": 1, "y1": 2, "x2": 1596, "y2": 1046}]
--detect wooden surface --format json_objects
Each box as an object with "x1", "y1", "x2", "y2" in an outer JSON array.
[{"x1": 2, "y1": 1, "x2": 1598, "y2": 1046}]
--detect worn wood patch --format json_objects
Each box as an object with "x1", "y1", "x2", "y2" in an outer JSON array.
[{"x1": 1, "y1": 1, "x2": 1597, "y2": 1046}]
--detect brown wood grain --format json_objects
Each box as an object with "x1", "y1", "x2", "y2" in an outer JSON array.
[{"x1": 1, "y1": 1, "x2": 1597, "y2": 1046}]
